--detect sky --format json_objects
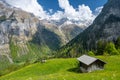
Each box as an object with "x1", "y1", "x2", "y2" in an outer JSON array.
[
  {"x1": 38, "y1": 0, "x2": 107, "y2": 14},
  {"x1": 4, "y1": 0, "x2": 107, "y2": 26}
]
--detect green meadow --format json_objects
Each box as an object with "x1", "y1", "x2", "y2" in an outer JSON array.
[{"x1": 0, "y1": 56, "x2": 120, "y2": 80}]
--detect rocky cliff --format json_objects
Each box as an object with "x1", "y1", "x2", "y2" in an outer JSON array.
[{"x1": 0, "y1": 1, "x2": 61, "y2": 63}]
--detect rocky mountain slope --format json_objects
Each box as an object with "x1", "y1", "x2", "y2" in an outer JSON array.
[
  {"x1": 39, "y1": 19, "x2": 84, "y2": 44},
  {"x1": 3, "y1": 0, "x2": 95, "y2": 44},
  {"x1": 0, "y1": 1, "x2": 88, "y2": 63},
  {"x1": 0, "y1": 1, "x2": 61, "y2": 63},
  {"x1": 58, "y1": 0, "x2": 120, "y2": 57}
]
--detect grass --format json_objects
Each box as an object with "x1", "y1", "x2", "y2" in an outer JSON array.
[
  {"x1": 0, "y1": 42, "x2": 52, "y2": 76},
  {"x1": 0, "y1": 56, "x2": 120, "y2": 80}
]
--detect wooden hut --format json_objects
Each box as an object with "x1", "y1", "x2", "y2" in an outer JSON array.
[{"x1": 77, "y1": 55, "x2": 106, "y2": 73}]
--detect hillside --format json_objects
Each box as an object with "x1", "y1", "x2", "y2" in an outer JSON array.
[
  {"x1": 0, "y1": 56, "x2": 120, "y2": 80},
  {"x1": 57, "y1": 0, "x2": 120, "y2": 57}
]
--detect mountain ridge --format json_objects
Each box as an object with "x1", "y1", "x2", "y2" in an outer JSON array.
[
  {"x1": 0, "y1": 0, "x2": 89, "y2": 63},
  {"x1": 57, "y1": 0, "x2": 120, "y2": 57}
]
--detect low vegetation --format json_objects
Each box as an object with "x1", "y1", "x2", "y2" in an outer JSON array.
[
  {"x1": 1, "y1": 37, "x2": 120, "y2": 76},
  {"x1": 0, "y1": 56, "x2": 120, "y2": 80},
  {"x1": 0, "y1": 42, "x2": 52, "y2": 76},
  {"x1": 56, "y1": 37, "x2": 120, "y2": 57}
]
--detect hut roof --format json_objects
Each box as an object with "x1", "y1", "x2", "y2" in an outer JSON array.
[{"x1": 77, "y1": 55, "x2": 106, "y2": 66}]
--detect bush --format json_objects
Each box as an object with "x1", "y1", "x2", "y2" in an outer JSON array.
[
  {"x1": 88, "y1": 51, "x2": 95, "y2": 56},
  {"x1": 105, "y1": 42, "x2": 119, "y2": 55}
]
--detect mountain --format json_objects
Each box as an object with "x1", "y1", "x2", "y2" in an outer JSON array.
[
  {"x1": 38, "y1": 19, "x2": 85, "y2": 44},
  {"x1": 0, "y1": 0, "x2": 91, "y2": 64},
  {"x1": 3, "y1": 0, "x2": 96, "y2": 43},
  {"x1": 58, "y1": 0, "x2": 120, "y2": 57},
  {"x1": 0, "y1": 1, "x2": 61, "y2": 63}
]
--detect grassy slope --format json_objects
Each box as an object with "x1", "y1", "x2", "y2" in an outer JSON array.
[{"x1": 0, "y1": 56, "x2": 120, "y2": 80}]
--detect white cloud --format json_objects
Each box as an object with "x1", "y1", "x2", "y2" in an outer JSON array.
[
  {"x1": 4, "y1": 0, "x2": 49, "y2": 19},
  {"x1": 4, "y1": 0, "x2": 103, "y2": 26},
  {"x1": 95, "y1": 6, "x2": 103, "y2": 15},
  {"x1": 49, "y1": 9, "x2": 53, "y2": 14},
  {"x1": 57, "y1": 0, "x2": 78, "y2": 20},
  {"x1": 50, "y1": 11, "x2": 64, "y2": 20},
  {"x1": 78, "y1": 4, "x2": 95, "y2": 21},
  {"x1": 56, "y1": 0, "x2": 96, "y2": 25}
]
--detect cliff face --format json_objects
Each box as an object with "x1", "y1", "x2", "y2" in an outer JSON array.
[
  {"x1": 0, "y1": 2, "x2": 38, "y2": 63},
  {"x1": 0, "y1": 2, "x2": 62, "y2": 63}
]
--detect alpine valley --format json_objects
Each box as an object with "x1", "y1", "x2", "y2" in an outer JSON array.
[
  {"x1": 0, "y1": 0, "x2": 120, "y2": 79},
  {"x1": 0, "y1": 0, "x2": 94, "y2": 74}
]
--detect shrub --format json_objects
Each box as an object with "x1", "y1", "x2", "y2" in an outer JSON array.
[
  {"x1": 88, "y1": 51, "x2": 95, "y2": 56},
  {"x1": 105, "y1": 42, "x2": 119, "y2": 55}
]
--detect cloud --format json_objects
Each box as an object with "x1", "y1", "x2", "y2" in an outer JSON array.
[
  {"x1": 57, "y1": 0, "x2": 78, "y2": 20},
  {"x1": 95, "y1": 6, "x2": 103, "y2": 15},
  {"x1": 49, "y1": 9, "x2": 53, "y2": 14},
  {"x1": 4, "y1": 0, "x2": 103, "y2": 26},
  {"x1": 53, "y1": 0, "x2": 96, "y2": 26},
  {"x1": 4, "y1": 0, "x2": 49, "y2": 19},
  {"x1": 50, "y1": 11, "x2": 64, "y2": 20}
]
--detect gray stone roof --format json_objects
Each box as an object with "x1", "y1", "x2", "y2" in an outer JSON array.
[{"x1": 77, "y1": 55, "x2": 101, "y2": 65}]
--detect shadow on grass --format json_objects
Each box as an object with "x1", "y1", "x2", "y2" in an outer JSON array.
[{"x1": 67, "y1": 67, "x2": 82, "y2": 73}]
